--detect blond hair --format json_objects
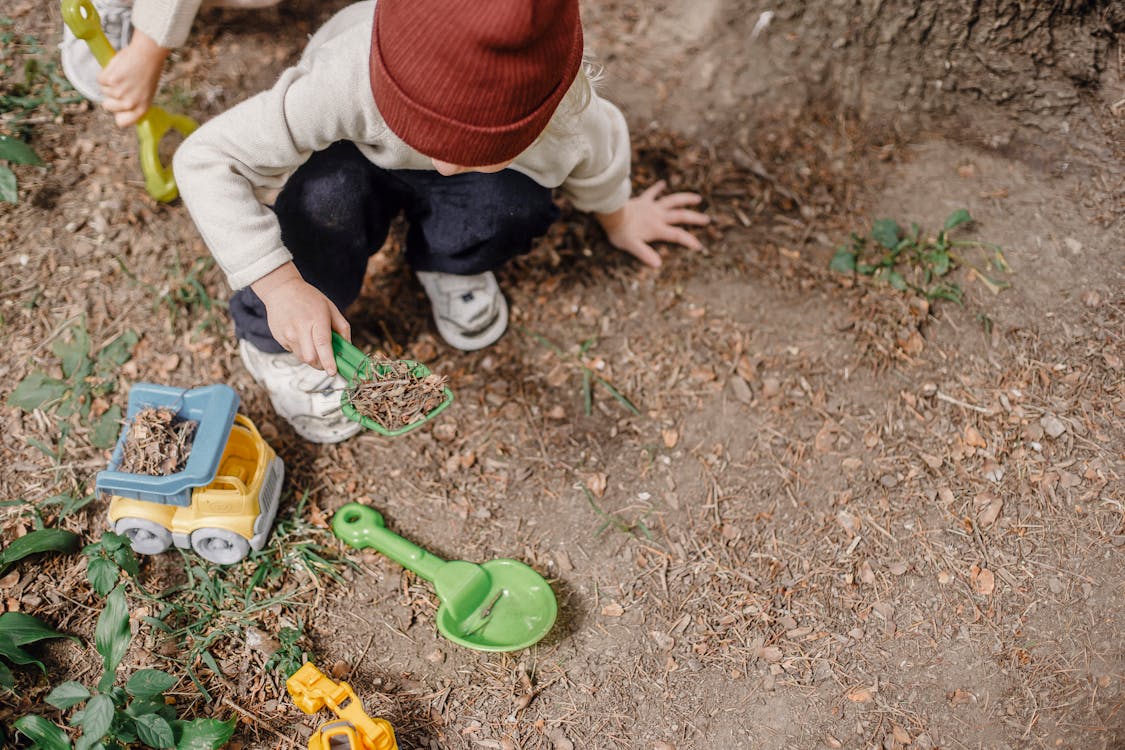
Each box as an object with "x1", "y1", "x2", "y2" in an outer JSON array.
[{"x1": 540, "y1": 56, "x2": 603, "y2": 140}]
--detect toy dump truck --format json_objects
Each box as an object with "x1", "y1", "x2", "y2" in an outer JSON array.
[
  {"x1": 95, "y1": 383, "x2": 283, "y2": 565},
  {"x1": 287, "y1": 662, "x2": 398, "y2": 750}
]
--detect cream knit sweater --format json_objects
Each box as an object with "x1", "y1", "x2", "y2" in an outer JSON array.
[
  {"x1": 174, "y1": 1, "x2": 632, "y2": 291},
  {"x1": 132, "y1": 0, "x2": 201, "y2": 49}
]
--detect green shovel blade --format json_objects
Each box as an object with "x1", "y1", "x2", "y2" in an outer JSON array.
[
  {"x1": 332, "y1": 332, "x2": 454, "y2": 436},
  {"x1": 332, "y1": 503, "x2": 557, "y2": 652}
]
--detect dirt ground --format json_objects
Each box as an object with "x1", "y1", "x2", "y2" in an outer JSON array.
[{"x1": 2, "y1": 1, "x2": 1123, "y2": 749}]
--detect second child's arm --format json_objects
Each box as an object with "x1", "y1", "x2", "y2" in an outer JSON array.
[{"x1": 101, "y1": 0, "x2": 202, "y2": 127}]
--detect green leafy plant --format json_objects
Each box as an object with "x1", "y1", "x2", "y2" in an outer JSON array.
[
  {"x1": 519, "y1": 327, "x2": 641, "y2": 417},
  {"x1": 829, "y1": 209, "x2": 1010, "y2": 304},
  {"x1": 580, "y1": 485, "x2": 653, "y2": 540},
  {"x1": 1, "y1": 21, "x2": 82, "y2": 204},
  {"x1": 0, "y1": 611, "x2": 80, "y2": 692},
  {"x1": 39, "y1": 489, "x2": 98, "y2": 520},
  {"x1": 7, "y1": 320, "x2": 138, "y2": 449},
  {"x1": 116, "y1": 254, "x2": 227, "y2": 336},
  {"x1": 0, "y1": 528, "x2": 82, "y2": 690},
  {"x1": 0, "y1": 134, "x2": 41, "y2": 203},
  {"x1": 0, "y1": 528, "x2": 81, "y2": 576},
  {"x1": 83, "y1": 532, "x2": 141, "y2": 597},
  {"x1": 0, "y1": 21, "x2": 82, "y2": 126},
  {"x1": 140, "y1": 494, "x2": 348, "y2": 699},
  {"x1": 263, "y1": 624, "x2": 306, "y2": 678},
  {"x1": 13, "y1": 586, "x2": 237, "y2": 750}
]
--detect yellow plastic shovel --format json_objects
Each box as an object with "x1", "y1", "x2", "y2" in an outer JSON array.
[{"x1": 61, "y1": 0, "x2": 199, "y2": 202}]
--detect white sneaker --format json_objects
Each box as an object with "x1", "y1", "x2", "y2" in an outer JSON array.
[
  {"x1": 60, "y1": 0, "x2": 133, "y2": 103},
  {"x1": 416, "y1": 270, "x2": 508, "y2": 351},
  {"x1": 238, "y1": 340, "x2": 362, "y2": 444}
]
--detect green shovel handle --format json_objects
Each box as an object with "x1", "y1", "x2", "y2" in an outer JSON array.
[
  {"x1": 136, "y1": 108, "x2": 198, "y2": 202},
  {"x1": 332, "y1": 503, "x2": 446, "y2": 582},
  {"x1": 61, "y1": 0, "x2": 115, "y2": 65},
  {"x1": 60, "y1": 0, "x2": 199, "y2": 203},
  {"x1": 331, "y1": 332, "x2": 368, "y2": 384}
]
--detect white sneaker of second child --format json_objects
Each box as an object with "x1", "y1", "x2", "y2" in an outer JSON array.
[
  {"x1": 60, "y1": 0, "x2": 134, "y2": 102},
  {"x1": 416, "y1": 270, "x2": 509, "y2": 351},
  {"x1": 239, "y1": 339, "x2": 361, "y2": 444}
]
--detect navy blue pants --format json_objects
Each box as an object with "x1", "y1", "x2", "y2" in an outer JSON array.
[{"x1": 230, "y1": 141, "x2": 559, "y2": 352}]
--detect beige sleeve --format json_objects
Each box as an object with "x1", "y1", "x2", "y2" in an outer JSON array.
[
  {"x1": 558, "y1": 96, "x2": 633, "y2": 215},
  {"x1": 131, "y1": 0, "x2": 204, "y2": 49},
  {"x1": 173, "y1": 25, "x2": 383, "y2": 290}
]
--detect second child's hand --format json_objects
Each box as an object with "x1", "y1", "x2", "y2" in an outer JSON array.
[
  {"x1": 250, "y1": 262, "x2": 350, "y2": 375},
  {"x1": 596, "y1": 180, "x2": 710, "y2": 268},
  {"x1": 98, "y1": 29, "x2": 169, "y2": 127}
]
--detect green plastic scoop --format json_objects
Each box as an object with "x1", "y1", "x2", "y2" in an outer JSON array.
[
  {"x1": 61, "y1": 0, "x2": 199, "y2": 202},
  {"x1": 332, "y1": 332, "x2": 454, "y2": 436},
  {"x1": 332, "y1": 503, "x2": 557, "y2": 652}
]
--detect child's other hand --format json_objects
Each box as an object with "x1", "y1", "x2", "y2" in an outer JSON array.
[
  {"x1": 596, "y1": 181, "x2": 710, "y2": 268},
  {"x1": 251, "y1": 263, "x2": 350, "y2": 375},
  {"x1": 98, "y1": 29, "x2": 169, "y2": 128}
]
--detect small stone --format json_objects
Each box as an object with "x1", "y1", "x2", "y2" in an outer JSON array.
[
  {"x1": 1040, "y1": 414, "x2": 1067, "y2": 438},
  {"x1": 245, "y1": 626, "x2": 280, "y2": 657},
  {"x1": 432, "y1": 422, "x2": 457, "y2": 443},
  {"x1": 728, "y1": 375, "x2": 753, "y2": 404}
]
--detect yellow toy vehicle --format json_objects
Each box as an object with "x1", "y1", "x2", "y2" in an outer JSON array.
[
  {"x1": 286, "y1": 663, "x2": 398, "y2": 750},
  {"x1": 95, "y1": 384, "x2": 283, "y2": 565}
]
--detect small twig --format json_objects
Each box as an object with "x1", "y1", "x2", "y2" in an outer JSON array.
[
  {"x1": 936, "y1": 390, "x2": 995, "y2": 415},
  {"x1": 220, "y1": 697, "x2": 301, "y2": 749}
]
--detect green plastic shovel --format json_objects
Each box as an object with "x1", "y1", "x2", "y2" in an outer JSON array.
[
  {"x1": 61, "y1": 0, "x2": 199, "y2": 202},
  {"x1": 332, "y1": 503, "x2": 557, "y2": 652},
  {"x1": 332, "y1": 332, "x2": 454, "y2": 437}
]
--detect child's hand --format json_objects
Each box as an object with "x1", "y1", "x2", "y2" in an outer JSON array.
[
  {"x1": 251, "y1": 263, "x2": 350, "y2": 375},
  {"x1": 596, "y1": 181, "x2": 710, "y2": 268},
  {"x1": 98, "y1": 29, "x2": 169, "y2": 127}
]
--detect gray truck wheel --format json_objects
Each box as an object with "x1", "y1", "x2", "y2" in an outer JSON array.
[
  {"x1": 115, "y1": 518, "x2": 173, "y2": 555},
  {"x1": 191, "y1": 528, "x2": 251, "y2": 565}
]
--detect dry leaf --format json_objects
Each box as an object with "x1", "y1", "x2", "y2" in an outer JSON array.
[
  {"x1": 814, "y1": 419, "x2": 839, "y2": 453},
  {"x1": 963, "y1": 425, "x2": 987, "y2": 449},
  {"x1": 920, "y1": 453, "x2": 943, "y2": 470},
  {"x1": 836, "y1": 510, "x2": 861, "y2": 536},
  {"x1": 601, "y1": 602, "x2": 624, "y2": 617},
  {"x1": 970, "y1": 565, "x2": 995, "y2": 596},
  {"x1": 847, "y1": 687, "x2": 873, "y2": 702},
  {"x1": 858, "y1": 560, "x2": 876, "y2": 584},
  {"x1": 585, "y1": 472, "x2": 608, "y2": 498},
  {"x1": 948, "y1": 688, "x2": 973, "y2": 706},
  {"x1": 977, "y1": 496, "x2": 1003, "y2": 528}
]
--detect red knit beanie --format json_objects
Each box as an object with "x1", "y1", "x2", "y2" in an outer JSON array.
[{"x1": 370, "y1": 0, "x2": 584, "y2": 167}]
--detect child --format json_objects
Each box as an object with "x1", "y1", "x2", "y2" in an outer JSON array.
[
  {"x1": 61, "y1": 0, "x2": 279, "y2": 127},
  {"x1": 174, "y1": 0, "x2": 709, "y2": 444}
]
